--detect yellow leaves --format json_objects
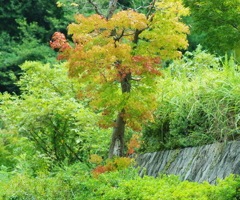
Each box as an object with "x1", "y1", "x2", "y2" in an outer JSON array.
[
  {"x1": 111, "y1": 43, "x2": 132, "y2": 62},
  {"x1": 68, "y1": 10, "x2": 148, "y2": 45},
  {"x1": 109, "y1": 10, "x2": 148, "y2": 30},
  {"x1": 88, "y1": 154, "x2": 103, "y2": 164},
  {"x1": 56, "y1": 1, "x2": 65, "y2": 7},
  {"x1": 155, "y1": 0, "x2": 190, "y2": 17},
  {"x1": 70, "y1": 2, "x2": 79, "y2": 7},
  {"x1": 68, "y1": 14, "x2": 107, "y2": 35},
  {"x1": 137, "y1": 0, "x2": 189, "y2": 60},
  {"x1": 72, "y1": 33, "x2": 92, "y2": 46}
]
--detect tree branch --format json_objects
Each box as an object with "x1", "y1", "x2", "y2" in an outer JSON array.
[
  {"x1": 146, "y1": 0, "x2": 157, "y2": 18},
  {"x1": 65, "y1": 143, "x2": 84, "y2": 163},
  {"x1": 107, "y1": 0, "x2": 118, "y2": 19},
  {"x1": 88, "y1": 0, "x2": 104, "y2": 16}
]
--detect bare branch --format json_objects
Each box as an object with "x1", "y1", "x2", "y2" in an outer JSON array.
[{"x1": 88, "y1": 0, "x2": 104, "y2": 16}]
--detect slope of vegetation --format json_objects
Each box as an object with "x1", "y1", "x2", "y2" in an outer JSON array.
[
  {"x1": 141, "y1": 46, "x2": 240, "y2": 152},
  {"x1": 0, "y1": 163, "x2": 239, "y2": 199},
  {"x1": 0, "y1": 0, "x2": 239, "y2": 199}
]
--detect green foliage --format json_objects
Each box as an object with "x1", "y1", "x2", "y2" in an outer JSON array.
[
  {"x1": 183, "y1": 0, "x2": 240, "y2": 55},
  {"x1": 0, "y1": 61, "x2": 111, "y2": 166},
  {"x1": 56, "y1": 0, "x2": 109, "y2": 16},
  {"x1": 141, "y1": 48, "x2": 240, "y2": 152},
  {"x1": 170, "y1": 45, "x2": 220, "y2": 77},
  {"x1": 181, "y1": 16, "x2": 205, "y2": 52},
  {"x1": 0, "y1": 0, "x2": 66, "y2": 43},
  {"x1": 0, "y1": 162, "x2": 95, "y2": 200},
  {"x1": 96, "y1": 173, "x2": 240, "y2": 200},
  {"x1": 0, "y1": 2, "x2": 239, "y2": 199},
  {"x1": 1, "y1": 164, "x2": 239, "y2": 200},
  {"x1": 215, "y1": 175, "x2": 240, "y2": 200},
  {"x1": 0, "y1": 128, "x2": 53, "y2": 175},
  {"x1": 0, "y1": 35, "x2": 57, "y2": 94},
  {"x1": 0, "y1": 0, "x2": 75, "y2": 94}
]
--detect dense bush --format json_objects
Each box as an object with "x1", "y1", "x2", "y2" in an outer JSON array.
[
  {"x1": 141, "y1": 47, "x2": 240, "y2": 152},
  {"x1": 0, "y1": 61, "x2": 111, "y2": 166}
]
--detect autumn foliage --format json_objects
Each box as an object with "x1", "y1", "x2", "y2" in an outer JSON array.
[
  {"x1": 126, "y1": 134, "x2": 143, "y2": 155},
  {"x1": 50, "y1": 0, "x2": 189, "y2": 158},
  {"x1": 90, "y1": 156, "x2": 134, "y2": 178},
  {"x1": 50, "y1": 2, "x2": 189, "y2": 130}
]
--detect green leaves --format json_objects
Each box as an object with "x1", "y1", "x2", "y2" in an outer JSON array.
[
  {"x1": 141, "y1": 49, "x2": 240, "y2": 152},
  {"x1": 183, "y1": 0, "x2": 240, "y2": 54}
]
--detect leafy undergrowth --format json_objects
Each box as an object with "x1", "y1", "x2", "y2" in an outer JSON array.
[{"x1": 0, "y1": 162, "x2": 239, "y2": 200}]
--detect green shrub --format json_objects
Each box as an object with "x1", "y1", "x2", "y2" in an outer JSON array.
[
  {"x1": 0, "y1": 61, "x2": 111, "y2": 166},
  {"x1": 1, "y1": 162, "x2": 95, "y2": 200},
  {"x1": 1, "y1": 161, "x2": 239, "y2": 200},
  {"x1": 98, "y1": 173, "x2": 240, "y2": 200}
]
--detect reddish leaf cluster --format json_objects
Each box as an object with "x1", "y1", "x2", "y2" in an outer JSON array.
[
  {"x1": 126, "y1": 134, "x2": 142, "y2": 155},
  {"x1": 50, "y1": 32, "x2": 72, "y2": 60},
  {"x1": 92, "y1": 165, "x2": 108, "y2": 178},
  {"x1": 91, "y1": 157, "x2": 133, "y2": 178},
  {"x1": 132, "y1": 55, "x2": 162, "y2": 76}
]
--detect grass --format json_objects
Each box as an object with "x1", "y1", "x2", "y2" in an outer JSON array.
[{"x1": 141, "y1": 48, "x2": 240, "y2": 152}]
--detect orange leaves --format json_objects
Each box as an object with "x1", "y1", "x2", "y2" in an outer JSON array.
[
  {"x1": 92, "y1": 165, "x2": 108, "y2": 178},
  {"x1": 132, "y1": 55, "x2": 145, "y2": 62},
  {"x1": 131, "y1": 55, "x2": 162, "y2": 76},
  {"x1": 50, "y1": 32, "x2": 71, "y2": 51},
  {"x1": 91, "y1": 156, "x2": 134, "y2": 178},
  {"x1": 126, "y1": 134, "x2": 143, "y2": 155},
  {"x1": 50, "y1": 32, "x2": 72, "y2": 60}
]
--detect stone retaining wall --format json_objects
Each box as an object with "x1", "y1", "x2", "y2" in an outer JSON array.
[{"x1": 136, "y1": 141, "x2": 240, "y2": 184}]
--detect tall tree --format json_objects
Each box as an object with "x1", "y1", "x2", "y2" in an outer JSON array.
[
  {"x1": 183, "y1": 0, "x2": 240, "y2": 59},
  {"x1": 0, "y1": 0, "x2": 66, "y2": 42},
  {"x1": 51, "y1": 0, "x2": 189, "y2": 158}
]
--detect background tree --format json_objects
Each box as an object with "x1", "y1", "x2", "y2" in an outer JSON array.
[
  {"x1": 51, "y1": 0, "x2": 189, "y2": 158},
  {"x1": 183, "y1": 0, "x2": 240, "y2": 60},
  {"x1": 0, "y1": 0, "x2": 67, "y2": 42},
  {"x1": 0, "y1": 0, "x2": 73, "y2": 94}
]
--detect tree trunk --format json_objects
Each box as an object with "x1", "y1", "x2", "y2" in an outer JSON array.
[
  {"x1": 107, "y1": 0, "x2": 118, "y2": 19},
  {"x1": 108, "y1": 73, "x2": 131, "y2": 159},
  {"x1": 108, "y1": 111, "x2": 125, "y2": 159}
]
